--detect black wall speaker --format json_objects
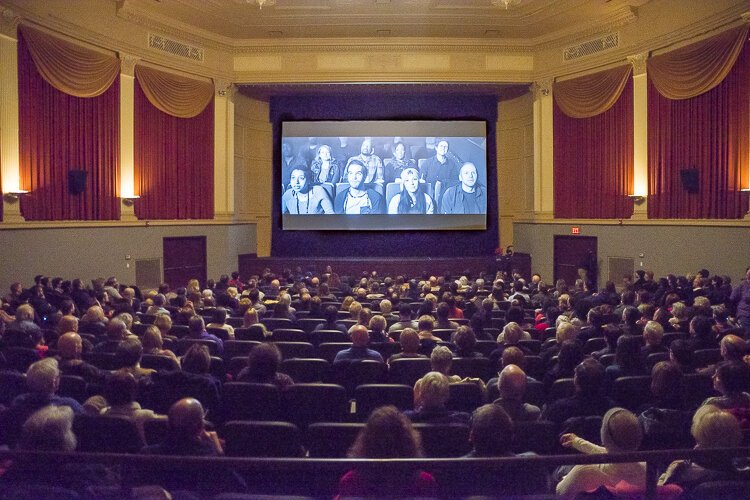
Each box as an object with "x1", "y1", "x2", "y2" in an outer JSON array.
[
  {"x1": 680, "y1": 168, "x2": 699, "y2": 194},
  {"x1": 68, "y1": 169, "x2": 88, "y2": 195}
]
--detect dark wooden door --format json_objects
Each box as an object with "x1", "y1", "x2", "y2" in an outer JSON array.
[
  {"x1": 553, "y1": 235, "x2": 597, "y2": 289},
  {"x1": 163, "y1": 236, "x2": 207, "y2": 289}
]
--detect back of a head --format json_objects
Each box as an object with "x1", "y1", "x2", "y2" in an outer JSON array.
[
  {"x1": 57, "y1": 332, "x2": 82, "y2": 359},
  {"x1": 399, "y1": 328, "x2": 420, "y2": 353},
  {"x1": 349, "y1": 405, "x2": 422, "y2": 458},
  {"x1": 721, "y1": 335, "x2": 746, "y2": 362},
  {"x1": 715, "y1": 361, "x2": 750, "y2": 395},
  {"x1": 501, "y1": 346, "x2": 525, "y2": 369},
  {"x1": 470, "y1": 404, "x2": 514, "y2": 456},
  {"x1": 501, "y1": 322, "x2": 523, "y2": 345},
  {"x1": 556, "y1": 321, "x2": 577, "y2": 344},
  {"x1": 107, "y1": 318, "x2": 128, "y2": 340},
  {"x1": 691, "y1": 404, "x2": 743, "y2": 448},
  {"x1": 574, "y1": 358, "x2": 606, "y2": 396},
  {"x1": 18, "y1": 405, "x2": 77, "y2": 452},
  {"x1": 182, "y1": 344, "x2": 211, "y2": 374},
  {"x1": 27, "y1": 358, "x2": 60, "y2": 395},
  {"x1": 399, "y1": 303, "x2": 413, "y2": 319},
  {"x1": 16, "y1": 304, "x2": 35, "y2": 321},
  {"x1": 498, "y1": 364, "x2": 527, "y2": 400},
  {"x1": 168, "y1": 398, "x2": 205, "y2": 438},
  {"x1": 188, "y1": 315, "x2": 205, "y2": 335},
  {"x1": 414, "y1": 371, "x2": 450, "y2": 409},
  {"x1": 643, "y1": 321, "x2": 664, "y2": 347},
  {"x1": 105, "y1": 371, "x2": 138, "y2": 406},
  {"x1": 600, "y1": 407, "x2": 642, "y2": 452},
  {"x1": 417, "y1": 315, "x2": 434, "y2": 332},
  {"x1": 430, "y1": 345, "x2": 453, "y2": 374},
  {"x1": 116, "y1": 337, "x2": 144, "y2": 368},
  {"x1": 650, "y1": 361, "x2": 683, "y2": 400},
  {"x1": 142, "y1": 325, "x2": 163, "y2": 351},
  {"x1": 247, "y1": 342, "x2": 282, "y2": 379},
  {"x1": 454, "y1": 325, "x2": 476, "y2": 351},
  {"x1": 669, "y1": 339, "x2": 693, "y2": 367},
  {"x1": 350, "y1": 325, "x2": 370, "y2": 347},
  {"x1": 56, "y1": 315, "x2": 78, "y2": 335},
  {"x1": 213, "y1": 307, "x2": 227, "y2": 324},
  {"x1": 615, "y1": 335, "x2": 643, "y2": 368}
]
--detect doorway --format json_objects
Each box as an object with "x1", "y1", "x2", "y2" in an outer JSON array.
[
  {"x1": 553, "y1": 235, "x2": 598, "y2": 290},
  {"x1": 163, "y1": 236, "x2": 207, "y2": 288}
]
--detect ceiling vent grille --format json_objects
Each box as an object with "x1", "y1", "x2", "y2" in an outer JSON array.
[
  {"x1": 148, "y1": 33, "x2": 204, "y2": 62},
  {"x1": 564, "y1": 33, "x2": 619, "y2": 61}
]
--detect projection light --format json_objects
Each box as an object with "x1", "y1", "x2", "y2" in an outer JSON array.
[
  {"x1": 491, "y1": 0, "x2": 522, "y2": 9},
  {"x1": 250, "y1": 0, "x2": 276, "y2": 9}
]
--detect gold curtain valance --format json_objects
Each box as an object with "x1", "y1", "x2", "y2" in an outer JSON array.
[
  {"x1": 648, "y1": 25, "x2": 749, "y2": 100},
  {"x1": 20, "y1": 25, "x2": 119, "y2": 98},
  {"x1": 553, "y1": 65, "x2": 632, "y2": 119},
  {"x1": 135, "y1": 65, "x2": 214, "y2": 119}
]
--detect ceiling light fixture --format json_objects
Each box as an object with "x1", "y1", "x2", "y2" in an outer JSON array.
[
  {"x1": 252, "y1": 0, "x2": 276, "y2": 9},
  {"x1": 491, "y1": 0, "x2": 522, "y2": 9}
]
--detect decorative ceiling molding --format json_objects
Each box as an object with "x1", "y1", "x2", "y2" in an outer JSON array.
[{"x1": 230, "y1": 37, "x2": 534, "y2": 54}]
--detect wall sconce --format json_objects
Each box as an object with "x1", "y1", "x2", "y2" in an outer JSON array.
[
  {"x1": 121, "y1": 195, "x2": 140, "y2": 207},
  {"x1": 3, "y1": 189, "x2": 29, "y2": 202},
  {"x1": 628, "y1": 194, "x2": 646, "y2": 205}
]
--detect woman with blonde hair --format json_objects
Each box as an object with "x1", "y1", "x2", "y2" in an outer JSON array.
[{"x1": 142, "y1": 325, "x2": 179, "y2": 365}]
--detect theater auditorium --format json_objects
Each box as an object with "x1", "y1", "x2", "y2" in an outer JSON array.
[{"x1": 0, "y1": 0, "x2": 750, "y2": 497}]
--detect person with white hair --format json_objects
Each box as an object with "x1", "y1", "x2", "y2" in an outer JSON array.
[
  {"x1": 556, "y1": 407, "x2": 646, "y2": 496},
  {"x1": 404, "y1": 371, "x2": 470, "y2": 425},
  {"x1": 0, "y1": 358, "x2": 82, "y2": 447}
]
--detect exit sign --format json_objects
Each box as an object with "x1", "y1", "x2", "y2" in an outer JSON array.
[{"x1": 571, "y1": 226, "x2": 581, "y2": 235}]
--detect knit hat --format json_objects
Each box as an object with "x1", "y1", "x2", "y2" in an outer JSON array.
[{"x1": 600, "y1": 407, "x2": 642, "y2": 452}]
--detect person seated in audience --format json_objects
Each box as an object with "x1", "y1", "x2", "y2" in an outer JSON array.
[
  {"x1": 688, "y1": 314, "x2": 719, "y2": 351},
  {"x1": 205, "y1": 307, "x2": 235, "y2": 340},
  {"x1": 115, "y1": 337, "x2": 156, "y2": 381},
  {"x1": 416, "y1": 299, "x2": 434, "y2": 318},
  {"x1": 542, "y1": 358, "x2": 615, "y2": 427},
  {"x1": 713, "y1": 304, "x2": 740, "y2": 337},
  {"x1": 493, "y1": 364, "x2": 540, "y2": 421},
  {"x1": 272, "y1": 293, "x2": 297, "y2": 323},
  {"x1": 333, "y1": 325, "x2": 384, "y2": 366},
  {"x1": 640, "y1": 320, "x2": 668, "y2": 361},
  {"x1": 3, "y1": 282, "x2": 23, "y2": 313},
  {"x1": 470, "y1": 297, "x2": 495, "y2": 339},
  {"x1": 421, "y1": 138, "x2": 460, "y2": 188},
  {"x1": 0, "y1": 358, "x2": 83, "y2": 447},
  {"x1": 152, "y1": 312, "x2": 173, "y2": 338},
  {"x1": 236, "y1": 342, "x2": 294, "y2": 390},
  {"x1": 3, "y1": 303, "x2": 43, "y2": 349},
  {"x1": 454, "y1": 325, "x2": 483, "y2": 358},
  {"x1": 246, "y1": 288, "x2": 267, "y2": 317},
  {"x1": 144, "y1": 397, "x2": 223, "y2": 456},
  {"x1": 668, "y1": 339, "x2": 695, "y2": 374},
  {"x1": 436, "y1": 301, "x2": 460, "y2": 331},
  {"x1": 416, "y1": 314, "x2": 441, "y2": 353},
  {"x1": 488, "y1": 321, "x2": 533, "y2": 369},
  {"x1": 388, "y1": 302, "x2": 418, "y2": 335},
  {"x1": 56, "y1": 332, "x2": 106, "y2": 384},
  {"x1": 540, "y1": 320, "x2": 577, "y2": 369},
  {"x1": 282, "y1": 167, "x2": 335, "y2": 215},
  {"x1": 638, "y1": 361, "x2": 692, "y2": 450},
  {"x1": 358, "y1": 307, "x2": 373, "y2": 328},
  {"x1": 334, "y1": 159, "x2": 386, "y2": 214},
  {"x1": 313, "y1": 305, "x2": 348, "y2": 335},
  {"x1": 368, "y1": 314, "x2": 391, "y2": 343},
  {"x1": 430, "y1": 345, "x2": 485, "y2": 389},
  {"x1": 658, "y1": 404, "x2": 745, "y2": 491},
  {"x1": 405, "y1": 371, "x2": 471, "y2": 425},
  {"x1": 146, "y1": 293, "x2": 170, "y2": 316},
  {"x1": 702, "y1": 361, "x2": 750, "y2": 410},
  {"x1": 387, "y1": 328, "x2": 427, "y2": 365},
  {"x1": 620, "y1": 306, "x2": 642, "y2": 336},
  {"x1": 384, "y1": 141, "x2": 416, "y2": 183},
  {"x1": 78, "y1": 304, "x2": 108, "y2": 336},
  {"x1": 556, "y1": 407, "x2": 646, "y2": 496},
  {"x1": 141, "y1": 325, "x2": 179, "y2": 365},
  {"x1": 668, "y1": 301, "x2": 690, "y2": 333},
  {"x1": 605, "y1": 334, "x2": 649, "y2": 383},
  {"x1": 591, "y1": 324, "x2": 621, "y2": 360},
  {"x1": 387, "y1": 167, "x2": 435, "y2": 214},
  {"x1": 187, "y1": 315, "x2": 224, "y2": 355},
  {"x1": 338, "y1": 405, "x2": 436, "y2": 497},
  {"x1": 697, "y1": 334, "x2": 746, "y2": 377},
  {"x1": 0, "y1": 405, "x2": 117, "y2": 492},
  {"x1": 93, "y1": 317, "x2": 132, "y2": 353},
  {"x1": 543, "y1": 339, "x2": 585, "y2": 391},
  {"x1": 378, "y1": 298, "x2": 397, "y2": 322}
]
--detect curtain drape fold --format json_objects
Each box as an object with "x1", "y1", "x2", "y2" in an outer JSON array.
[
  {"x1": 554, "y1": 65, "x2": 632, "y2": 118},
  {"x1": 19, "y1": 24, "x2": 119, "y2": 98},
  {"x1": 17, "y1": 30, "x2": 120, "y2": 221},
  {"x1": 648, "y1": 25, "x2": 749, "y2": 100},
  {"x1": 135, "y1": 65, "x2": 214, "y2": 119},
  {"x1": 134, "y1": 78, "x2": 214, "y2": 220},
  {"x1": 553, "y1": 75, "x2": 634, "y2": 219}
]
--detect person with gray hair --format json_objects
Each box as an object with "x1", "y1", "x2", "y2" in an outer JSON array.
[
  {"x1": 18, "y1": 405, "x2": 77, "y2": 452},
  {"x1": 493, "y1": 364, "x2": 540, "y2": 421},
  {"x1": 404, "y1": 371, "x2": 470, "y2": 425},
  {"x1": 3, "y1": 303, "x2": 43, "y2": 348},
  {"x1": 93, "y1": 317, "x2": 131, "y2": 353},
  {"x1": 556, "y1": 407, "x2": 645, "y2": 496},
  {"x1": 0, "y1": 358, "x2": 82, "y2": 447}
]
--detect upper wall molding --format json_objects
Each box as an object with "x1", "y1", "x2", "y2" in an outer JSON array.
[{"x1": 0, "y1": 6, "x2": 20, "y2": 39}]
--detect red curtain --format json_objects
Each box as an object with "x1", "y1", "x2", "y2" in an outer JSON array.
[
  {"x1": 134, "y1": 78, "x2": 214, "y2": 220},
  {"x1": 553, "y1": 77, "x2": 634, "y2": 218},
  {"x1": 17, "y1": 31, "x2": 120, "y2": 220},
  {"x1": 647, "y1": 40, "x2": 749, "y2": 219}
]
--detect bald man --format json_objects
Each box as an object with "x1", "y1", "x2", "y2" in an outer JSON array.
[
  {"x1": 492, "y1": 364, "x2": 540, "y2": 422},
  {"x1": 332, "y1": 325, "x2": 384, "y2": 366},
  {"x1": 56, "y1": 332, "x2": 106, "y2": 384},
  {"x1": 144, "y1": 398, "x2": 223, "y2": 456}
]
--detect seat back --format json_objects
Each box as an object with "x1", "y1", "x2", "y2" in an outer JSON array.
[
  {"x1": 451, "y1": 357, "x2": 493, "y2": 381},
  {"x1": 0, "y1": 370, "x2": 27, "y2": 405},
  {"x1": 206, "y1": 327, "x2": 230, "y2": 341},
  {"x1": 611, "y1": 375, "x2": 653, "y2": 411},
  {"x1": 693, "y1": 348, "x2": 722, "y2": 369},
  {"x1": 141, "y1": 354, "x2": 180, "y2": 372},
  {"x1": 312, "y1": 330, "x2": 350, "y2": 346},
  {"x1": 299, "y1": 318, "x2": 326, "y2": 334},
  {"x1": 261, "y1": 318, "x2": 294, "y2": 331},
  {"x1": 332, "y1": 359, "x2": 388, "y2": 394},
  {"x1": 305, "y1": 422, "x2": 365, "y2": 457},
  {"x1": 513, "y1": 420, "x2": 558, "y2": 454},
  {"x1": 414, "y1": 423, "x2": 471, "y2": 457},
  {"x1": 235, "y1": 325, "x2": 266, "y2": 341},
  {"x1": 388, "y1": 357, "x2": 431, "y2": 386},
  {"x1": 222, "y1": 340, "x2": 260, "y2": 360},
  {"x1": 282, "y1": 383, "x2": 349, "y2": 428},
  {"x1": 354, "y1": 384, "x2": 413, "y2": 420},
  {"x1": 547, "y1": 377, "x2": 575, "y2": 403},
  {"x1": 270, "y1": 328, "x2": 309, "y2": 343},
  {"x1": 272, "y1": 341, "x2": 316, "y2": 360},
  {"x1": 279, "y1": 358, "x2": 330, "y2": 383},
  {"x1": 176, "y1": 338, "x2": 219, "y2": 356},
  {"x1": 220, "y1": 382, "x2": 282, "y2": 421},
  {"x1": 317, "y1": 342, "x2": 353, "y2": 363},
  {"x1": 221, "y1": 421, "x2": 303, "y2": 457},
  {"x1": 4, "y1": 347, "x2": 41, "y2": 373},
  {"x1": 58, "y1": 375, "x2": 88, "y2": 403},
  {"x1": 447, "y1": 382, "x2": 485, "y2": 413},
  {"x1": 73, "y1": 414, "x2": 145, "y2": 453}
]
